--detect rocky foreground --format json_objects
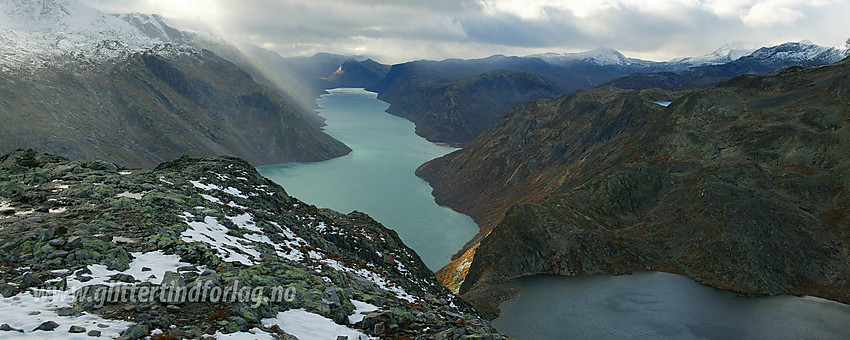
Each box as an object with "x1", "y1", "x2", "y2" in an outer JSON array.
[
  {"x1": 419, "y1": 58, "x2": 850, "y2": 317},
  {"x1": 0, "y1": 150, "x2": 505, "y2": 339}
]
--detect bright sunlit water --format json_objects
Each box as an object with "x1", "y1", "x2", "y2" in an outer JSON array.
[
  {"x1": 257, "y1": 88, "x2": 478, "y2": 269},
  {"x1": 493, "y1": 273, "x2": 850, "y2": 339}
]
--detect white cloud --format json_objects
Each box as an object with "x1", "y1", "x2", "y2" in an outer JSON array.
[
  {"x1": 479, "y1": 0, "x2": 621, "y2": 20},
  {"x1": 742, "y1": 1, "x2": 805, "y2": 27},
  {"x1": 700, "y1": 0, "x2": 756, "y2": 17}
]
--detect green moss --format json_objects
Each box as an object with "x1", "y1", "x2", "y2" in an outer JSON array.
[
  {"x1": 104, "y1": 248, "x2": 132, "y2": 271},
  {"x1": 237, "y1": 305, "x2": 258, "y2": 322},
  {"x1": 224, "y1": 321, "x2": 239, "y2": 333}
]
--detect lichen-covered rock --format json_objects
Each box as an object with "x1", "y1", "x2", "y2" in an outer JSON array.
[{"x1": 0, "y1": 150, "x2": 505, "y2": 339}]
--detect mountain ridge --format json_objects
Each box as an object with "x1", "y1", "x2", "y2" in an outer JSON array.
[{"x1": 418, "y1": 58, "x2": 850, "y2": 317}]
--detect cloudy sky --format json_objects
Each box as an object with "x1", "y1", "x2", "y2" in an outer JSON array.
[{"x1": 79, "y1": 0, "x2": 850, "y2": 64}]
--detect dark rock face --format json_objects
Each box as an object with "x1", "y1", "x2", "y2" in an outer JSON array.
[
  {"x1": 418, "y1": 59, "x2": 850, "y2": 317},
  {"x1": 0, "y1": 46, "x2": 350, "y2": 168},
  {"x1": 0, "y1": 150, "x2": 505, "y2": 339}
]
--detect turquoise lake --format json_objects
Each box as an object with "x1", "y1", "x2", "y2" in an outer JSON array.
[{"x1": 258, "y1": 88, "x2": 478, "y2": 270}]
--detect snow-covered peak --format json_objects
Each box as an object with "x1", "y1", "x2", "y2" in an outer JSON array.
[
  {"x1": 750, "y1": 41, "x2": 830, "y2": 62},
  {"x1": 114, "y1": 12, "x2": 191, "y2": 45},
  {"x1": 671, "y1": 43, "x2": 756, "y2": 67},
  {"x1": 530, "y1": 47, "x2": 641, "y2": 66},
  {"x1": 0, "y1": 0, "x2": 153, "y2": 44},
  {"x1": 0, "y1": 0, "x2": 193, "y2": 72},
  {"x1": 746, "y1": 40, "x2": 850, "y2": 65}
]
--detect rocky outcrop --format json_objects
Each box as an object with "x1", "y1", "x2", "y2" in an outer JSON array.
[
  {"x1": 418, "y1": 58, "x2": 850, "y2": 318},
  {"x1": 0, "y1": 150, "x2": 505, "y2": 339}
]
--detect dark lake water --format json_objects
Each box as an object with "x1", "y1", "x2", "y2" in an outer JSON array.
[{"x1": 493, "y1": 273, "x2": 850, "y2": 339}]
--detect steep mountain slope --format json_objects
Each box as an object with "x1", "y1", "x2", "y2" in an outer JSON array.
[
  {"x1": 418, "y1": 58, "x2": 850, "y2": 317},
  {"x1": 369, "y1": 53, "x2": 669, "y2": 144},
  {"x1": 378, "y1": 70, "x2": 562, "y2": 144},
  {"x1": 607, "y1": 41, "x2": 850, "y2": 90},
  {"x1": 114, "y1": 13, "x2": 331, "y2": 127},
  {"x1": 0, "y1": 150, "x2": 506, "y2": 338},
  {"x1": 196, "y1": 45, "x2": 353, "y2": 127},
  {"x1": 1, "y1": 46, "x2": 351, "y2": 168},
  {"x1": 0, "y1": 0, "x2": 350, "y2": 167}
]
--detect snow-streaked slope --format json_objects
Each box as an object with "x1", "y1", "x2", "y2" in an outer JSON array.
[
  {"x1": 114, "y1": 12, "x2": 191, "y2": 45},
  {"x1": 0, "y1": 0, "x2": 181, "y2": 71}
]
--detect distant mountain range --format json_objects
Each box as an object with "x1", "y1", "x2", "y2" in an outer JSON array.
[
  {"x1": 607, "y1": 40, "x2": 850, "y2": 90},
  {"x1": 364, "y1": 41, "x2": 848, "y2": 145},
  {"x1": 0, "y1": 0, "x2": 350, "y2": 167}
]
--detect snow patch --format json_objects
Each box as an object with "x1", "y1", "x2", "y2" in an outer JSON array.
[
  {"x1": 213, "y1": 328, "x2": 276, "y2": 340},
  {"x1": 191, "y1": 181, "x2": 248, "y2": 199},
  {"x1": 181, "y1": 215, "x2": 258, "y2": 266},
  {"x1": 322, "y1": 259, "x2": 417, "y2": 303},
  {"x1": 349, "y1": 300, "x2": 380, "y2": 324},
  {"x1": 200, "y1": 194, "x2": 223, "y2": 205},
  {"x1": 116, "y1": 191, "x2": 144, "y2": 200},
  {"x1": 227, "y1": 213, "x2": 260, "y2": 232},
  {"x1": 68, "y1": 251, "x2": 192, "y2": 289},
  {"x1": 0, "y1": 291, "x2": 132, "y2": 339},
  {"x1": 261, "y1": 309, "x2": 371, "y2": 340},
  {"x1": 0, "y1": 251, "x2": 191, "y2": 338}
]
